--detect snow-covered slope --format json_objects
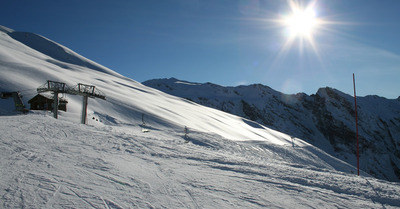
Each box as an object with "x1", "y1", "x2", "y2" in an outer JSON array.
[
  {"x1": 1, "y1": 26, "x2": 400, "y2": 208},
  {"x1": 1, "y1": 26, "x2": 121, "y2": 77},
  {"x1": 143, "y1": 78, "x2": 400, "y2": 182},
  {"x1": 2, "y1": 114, "x2": 400, "y2": 208},
  {"x1": 0, "y1": 25, "x2": 292, "y2": 144}
]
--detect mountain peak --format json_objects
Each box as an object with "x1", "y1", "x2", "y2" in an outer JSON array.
[{"x1": 316, "y1": 87, "x2": 350, "y2": 99}]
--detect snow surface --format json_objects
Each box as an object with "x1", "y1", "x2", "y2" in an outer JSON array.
[
  {"x1": 2, "y1": 114, "x2": 400, "y2": 208},
  {"x1": 1, "y1": 26, "x2": 400, "y2": 208}
]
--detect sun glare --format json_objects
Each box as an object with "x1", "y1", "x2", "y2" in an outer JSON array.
[
  {"x1": 264, "y1": 0, "x2": 350, "y2": 75},
  {"x1": 277, "y1": 0, "x2": 322, "y2": 56},
  {"x1": 285, "y1": 8, "x2": 318, "y2": 38}
]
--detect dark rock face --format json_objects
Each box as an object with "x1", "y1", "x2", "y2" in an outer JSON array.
[{"x1": 144, "y1": 78, "x2": 400, "y2": 182}]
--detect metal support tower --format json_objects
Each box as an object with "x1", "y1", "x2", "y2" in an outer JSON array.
[
  {"x1": 69, "y1": 83, "x2": 105, "y2": 124},
  {"x1": 82, "y1": 95, "x2": 89, "y2": 124},
  {"x1": 37, "y1": 80, "x2": 68, "y2": 119},
  {"x1": 37, "y1": 80, "x2": 105, "y2": 123},
  {"x1": 53, "y1": 92, "x2": 59, "y2": 118}
]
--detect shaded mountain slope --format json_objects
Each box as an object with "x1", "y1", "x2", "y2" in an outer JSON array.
[{"x1": 143, "y1": 78, "x2": 400, "y2": 182}]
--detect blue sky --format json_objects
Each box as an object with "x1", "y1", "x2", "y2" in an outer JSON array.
[{"x1": 2, "y1": 0, "x2": 400, "y2": 98}]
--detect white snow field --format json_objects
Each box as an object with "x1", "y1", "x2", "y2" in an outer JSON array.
[{"x1": 1, "y1": 25, "x2": 400, "y2": 208}]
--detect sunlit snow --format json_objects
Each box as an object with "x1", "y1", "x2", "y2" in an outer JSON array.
[{"x1": 1, "y1": 25, "x2": 400, "y2": 208}]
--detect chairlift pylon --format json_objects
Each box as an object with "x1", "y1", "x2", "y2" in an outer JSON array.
[{"x1": 36, "y1": 80, "x2": 106, "y2": 123}]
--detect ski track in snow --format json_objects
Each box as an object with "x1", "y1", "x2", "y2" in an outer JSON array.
[{"x1": 1, "y1": 114, "x2": 400, "y2": 208}]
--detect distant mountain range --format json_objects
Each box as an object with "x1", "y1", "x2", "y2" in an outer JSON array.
[{"x1": 143, "y1": 78, "x2": 400, "y2": 182}]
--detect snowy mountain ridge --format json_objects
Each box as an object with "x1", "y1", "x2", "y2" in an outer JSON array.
[
  {"x1": 143, "y1": 77, "x2": 400, "y2": 182},
  {"x1": 1, "y1": 26, "x2": 400, "y2": 208},
  {"x1": 0, "y1": 25, "x2": 121, "y2": 78}
]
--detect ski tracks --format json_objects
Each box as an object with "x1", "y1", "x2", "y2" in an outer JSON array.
[
  {"x1": 100, "y1": 196, "x2": 124, "y2": 209},
  {"x1": 43, "y1": 184, "x2": 61, "y2": 209},
  {"x1": 185, "y1": 189, "x2": 200, "y2": 209}
]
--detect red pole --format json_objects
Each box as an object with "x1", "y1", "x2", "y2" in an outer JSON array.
[{"x1": 353, "y1": 73, "x2": 360, "y2": 176}]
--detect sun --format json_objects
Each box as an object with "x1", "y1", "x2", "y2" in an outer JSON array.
[
  {"x1": 263, "y1": 0, "x2": 349, "y2": 72},
  {"x1": 284, "y1": 7, "x2": 318, "y2": 38},
  {"x1": 277, "y1": 0, "x2": 322, "y2": 55}
]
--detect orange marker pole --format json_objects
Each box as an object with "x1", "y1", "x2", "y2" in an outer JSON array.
[{"x1": 353, "y1": 73, "x2": 360, "y2": 176}]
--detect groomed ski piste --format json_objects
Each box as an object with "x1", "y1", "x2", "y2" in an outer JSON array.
[{"x1": 1, "y1": 25, "x2": 400, "y2": 208}]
